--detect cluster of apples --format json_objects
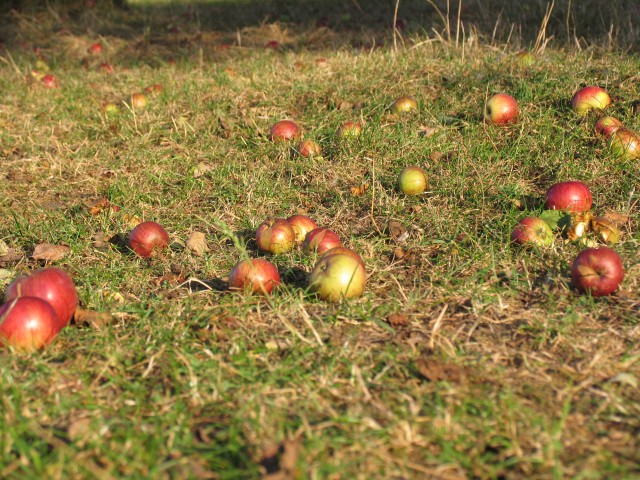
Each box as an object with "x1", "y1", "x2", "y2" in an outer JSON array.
[
  {"x1": 229, "y1": 215, "x2": 366, "y2": 302},
  {"x1": 0, "y1": 268, "x2": 78, "y2": 351}
]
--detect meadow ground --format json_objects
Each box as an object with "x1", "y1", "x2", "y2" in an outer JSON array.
[{"x1": 0, "y1": 0, "x2": 639, "y2": 478}]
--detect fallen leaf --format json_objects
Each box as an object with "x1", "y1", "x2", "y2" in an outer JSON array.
[
  {"x1": 602, "y1": 211, "x2": 631, "y2": 226},
  {"x1": 387, "y1": 313, "x2": 409, "y2": 327},
  {"x1": 194, "y1": 163, "x2": 214, "y2": 178},
  {"x1": 72, "y1": 308, "x2": 114, "y2": 329},
  {"x1": 338, "y1": 100, "x2": 353, "y2": 111},
  {"x1": 608, "y1": 373, "x2": 638, "y2": 388},
  {"x1": 260, "y1": 438, "x2": 301, "y2": 480},
  {"x1": 350, "y1": 183, "x2": 369, "y2": 196},
  {"x1": 186, "y1": 231, "x2": 209, "y2": 256},
  {"x1": 67, "y1": 417, "x2": 92, "y2": 442},
  {"x1": 32, "y1": 243, "x2": 70, "y2": 261},
  {"x1": 387, "y1": 220, "x2": 409, "y2": 243},
  {"x1": 88, "y1": 198, "x2": 111, "y2": 215},
  {"x1": 416, "y1": 353, "x2": 466, "y2": 383},
  {"x1": 0, "y1": 248, "x2": 23, "y2": 266}
]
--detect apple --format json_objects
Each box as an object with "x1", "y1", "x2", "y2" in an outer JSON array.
[
  {"x1": 103, "y1": 102, "x2": 119, "y2": 115},
  {"x1": 545, "y1": 181, "x2": 592, "y2": 212},
  {"x1": 265, "y1": 40, "x2": 280, "y2": 49},
  {"x1": 5, "y1": 267, "x2": 78, "y2": 332},
  {"x1": 228, "y1": 258, "x2": 280, "y2": 295},
  {"x1": 510, "y1": 217, "x2": 553, "y2": 246},
  {"x1": 255, "y1": 218, "x2": 296, "y2": 254},
  {"x1": 392, "y1": 96, "x2": 418, "y2": 114},
  {"x1": 128, "y1": 221, "x2": 170, "y2": 258},
  {"x1": 302, "y1": 228, "x2": 342, "y2": 255},
  {"x1": 337, "y1": 121, "x2": 362, "y2": 139},
  {"x1": 484, "y1": 93, "x2": 518, "y2": 125},
  {"x1": 131, "y1": 92, "x2": 147, "y2": 109},
  {"x1": 98, "y1": 62, "x2": 114, "y2": 74},
  {"x1": 319, "y1": 246, "x2": 365, "y2": 270},
  {"x1": 515, "y1": 51, "x2": 535, "y2": 66},
  {"x1": 270, "y1": 120, "x2": 300, "y2": 142},
  {"x1": 571, "y1": 246, "x2": 624, "y2": 297},
  {"x1": 296, "y1": 139, "x2": 322, "y2": 158},
  {"x1": 608, "y1": 128, "x2": 640, "y2": 160},
  {"x1": 286, "y1": 215, "x2": 319, "y2": 244},
  {"x1": 571, "y1": 86, "x2": 611, "y2": 116},
  {"x1": 0, "y1": 297, "x2": 58, "y2": 351},
  {"x1": 144, "y1": 84, "x2": 163, "y2": 95},
  {"x1": 87, "y1": 42, "x2": 103, "y2": 55},
  {"x1": 398, "y1": 166, "x2": 428, "y2": 195},
  {"x1": 594, "y1": 116, "x2": 622, "y2": 139},
  {"x1": 41, "y1": 74, "x2": 58, "y2": 88},
  {"x1": 591, "y1": 217, "x2": 621, "y2": 245},
  {"x1": 308, "y1": 253, "x2": 366, "y2": 302}
]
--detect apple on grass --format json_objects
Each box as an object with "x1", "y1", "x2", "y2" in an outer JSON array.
[
  {"x1": 484, "y1": 93, "x2": 518, "y2": 125},
  {"x1": 398, "y1": 166, "x2": 428, "y2": 195},
  {"x1": 255, "y1": 218, "x2": 296, "y2": 254},
  {"x1": 545, "y1": 181, "x2": 592, "y2": 212},
  {"x1": 128, "y1": 221, "x2": 170, "y2": 258},
  {"x1": 87, "y1": 42, "x2": 103, "y2": 55},
  {"x1": 571, "y1": 86, "x2": 611, "y2": 116},
  {"x1": 571, "y1": 246, "x2": 624, "y2": 297},
  {"x1": 594, "y1": 116, "x2": 622, "y2": 139},
  {"x1": 608, "y1": 128, "x2": 640, "y2": 160},
  {"x1": 228, "y1": 258, "x2": 280, "y2": 295},
  {"x1": 510, "y1": 217, "x2": 553, "y2": 246},
  {"x1": 0, "y1": 297, "x2": 58, "y2": 351},
  {"x1": 41, "y1": 74, "x2": 58, "y2": 88},
  {"x1": 392, "y1": 96, "x2": 418, "y2": 114},
  {"x1": 302, "y1": 228, "x2": 342, "y2": 255},
  {"x1": 296, "y1": 140, "x2": 322, "y2": 158},
  {"x1": 130, "y1": 93, "x2": 147, "y2": 109},
  {"x1": 337, "y1": 121, "x2": 362, "y2": 139},
  {"x1": 286, "y1": 215, "x2": 318, "y2": 244},
  {"x1": 270, "y1": 120, "x2": 301, "y2": 142},
  {"x1": 308, "y1": 253, "x2": 366, "y2": 302},
  {"x1": 319, "y1": 246, "x2": 365, "y2": 270}
]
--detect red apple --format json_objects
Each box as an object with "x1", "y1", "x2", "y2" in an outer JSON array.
[
  {"x1": 545, "y1": 181, "x2": 592, "y2": 212},
  {"x1": 5, "y1": 267, "x2": 78, "y2": 331},
  {"x1": 265, "y1": 40, "x2": 281, "y2": 49},
  {"x1": 228, "y1": 258, "x2": 280, "y2": 295},
  {"x1": 270, "y1": 120, "x2": 300, "y2": 142},
  {"x1": 255, "y1": 218, "x2": 295, "y2": 254},
  {"x1": 97, "y1": 62, "x2": 114, "y2": 74},
  {"x1": 319, "y1": 246, "x2": 365, "y2": 270},
  {"x1": 594, "y1": 116, "x2": 622, "y2": 139},
  {"x1": 308, "y1": 253, "x2": 366, "y2": 302},
  {"x1": 286, "y1": 215, "x2": 319, "y2": 243},
  {"x1": 571, "y1": 86, "x2": 611, "y2": 116},
  {"x1": 296, "y1": 139, "x2": 322, "y2": 158},
  {"x1": 571, "y1": 246, "x2": 624, "y2": 297},
  {"x1": 302, "y1": 228, "x2": 342, "y2": 255},
  {"x1": 337, "y1": 121, "x2": 362, "y2": 139},
  {"x1": 41, "y1": 74, "x2": 58, "y2": 88},
  {"x1": 87, "y1": 42, "x2": 103, "y2": 55},
  {"x1": 131, "y1": 92, "x2": 147, "y2": 109},
  {"x1": 484, "y1": 93, "x2": 518, "y2": 125},
  {"x1": 510, "y1": 217, "x2": 553, "y2": 246},
  {"x1": 398, "y1": 166, "x2": 428, "y2": 195},
  {"x1": 128, "y1": 221, "x2": 170, "y2": 258},
  {"x1": 392, "y1": 96, "x2": 418, "y2": 114},
  {"x1": 608, "y1": 128, "x2": 640, "y2": 160},
  {"x1": 0, "y1": 297, "x2": 58, "y2": 351},
  {"x1": 144, "y1": 83, "x2": 163, "y2": 95}
]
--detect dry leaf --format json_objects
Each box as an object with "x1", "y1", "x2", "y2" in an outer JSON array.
[
  {"x1": 194, "y1": 163, "x2": 214, "y2": 178},
  {"x1": 387, "y1": 220, "x2": 409, "y2": 243},
  {"x1": 186, "y1": 231, "x2": 210, "y2": 256},
  {"x1": 88, "y1": 197, "x2": 111, "y2": 215},
  {"x1": 416, "y1": 354, "x2": 466, "y2": 383},
  {"x1": 387, "y1": 313, "x2": 409, "y2": 327},
  {"x1": 350, "y1": 183, "x2": 369, "y2": 196},
  {"x1": 73, "y1": 307, "x2": 114, "y2": 329},
  {"x1": 32, "y1": 243, "x2": 70, "y2": 261},
  {"x1": 260, "y1": 438, "x2": 301, "y2": 480},
  {"x1": 67, "y1": 417, "x2": 92, "y2": 442},
  {"x1": 602, "y1": 211, "x2": 631, "y2": 226},
  {"x1": 122, "y1": 213, "x2": 143, "y2": 229},
  {"x1": 338, "y1": 100, "x2": 353, "y2": 111}
]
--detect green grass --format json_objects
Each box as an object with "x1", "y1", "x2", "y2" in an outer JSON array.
[{"x1": 0, "y1": 0, "x2": 639, "y2": 479}]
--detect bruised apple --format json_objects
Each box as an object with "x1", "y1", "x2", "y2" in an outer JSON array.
[
  {"x1": 571, "y1": 246, "x2": 624, "y2": 297},
  {"x1": 228, "y1": 258, "x2": 280, "y2": 295},
  {"x1": 594, "y1": 116, "x2": 622, "y2": 139}
]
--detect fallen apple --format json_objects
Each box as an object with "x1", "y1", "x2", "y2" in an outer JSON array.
[
  {"x1": 484, "y1": 93, "x2": 518, "y2": 125},
  {"x1": 515, "y1": 51, "x2": 535, "y2": 66},
  {"x1": 130, "y1": 92, "x2": 147, "y2": 109},
  {"x1": 337, "y1": 121, "x2": 362, "y2": 139},
  {"x1": 255, "y1": 218, "x2": 296, "y2": 254},
  {"x1": 4, "y1": 267, "x2": 78, "y2": 332},
  {"x1": 608, "y1": 127, "x2": 640, "y2": 160},
  {"x1": 571, "y1": 246, "x2": 624, "y2": 297},
  {"x1": 302, "y1": 228, "x2": 343, "y2": 255},
  {"x1": 97, "y1": 62, "x2": 114, "y2": 74},
  {"x1": 103, "y1": 102, "x2": 119, "y2": 115},
  {"x1": 0, "y1": 297, "x2": 58, "y2": 351},
  {"x1": 41, "y1": 74, "x2": 58, "y2": 88},
  {"x1": 228, "y1": 258, "x2": 280, "y2": 295},
  {"x1": 144, "y1": 84, "x2": 163, "y2": 95},
  {"x1": 308, "y1": 253, "x2": 366, "y2": 302},
  {"x1": 392, "y1": 96, "x2": 418, "y2": 114},
  {"x1": 594, "y1": 116, "x2": 623, "y2": 139},
  {"x1": 591, "y1": 217, "x2": 621, "y2": 245},
  {"x1": 571, "y1": 86, "x2": 611, "y2": 116},
  {"x1": 545, "y1": 181, "x2": 592, "y2": 212},
  {"x1": 286, "y1": 215, "x2": 319, "y2": 244},
  {"x1": 510, "y1": 216, "x2": 554, "y2": 246},
  {"x1": 296, "y1": 139, "x2": 322, "y2": 158},
  {"x1": 128, "y1": 221, "x2": 170, "y2": 258},
  {"x1": 319, "y1": 246, "x2": 365, "y2": 269},
  {"x1": 270, "y1": 120, "x2": 301, "y2": 142},
  {"x1": 398, "y1": 166, "x2": 428, "y2": 195},
  {"x1": 87, "y1": 42, "x2": 103, "y2": 55}
]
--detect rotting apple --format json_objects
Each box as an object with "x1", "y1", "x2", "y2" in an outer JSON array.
[
  {"x1": 484, "y1": 93, "x2": 518, "y2": 125},
  {"x1": 296, "y1": 139, "x2": 322, "y2": 158},
  {"x1": 510, "y1": 216, "x2": 554, "y2": 246},
  {"x1": 594, "y1": 116, "x2": 623, "y2": 139},
  {"x1": 571, "y1": 246, "x2": 624, "y2": 297},
  {"x1": 308, "y1": 253, "x2": 366, "y2": 302},
  {"x1": 392, "y1": 96, "x2": 418, "y2": 114},
  {"x1": 545, "y1": 181, "x2": 592, "y2": 212},
  {"x1": 270, "y1": 120, "x2": 300, "y2": 142},
  {"x1": 128, "y1": 221, "x2": 170, "y2": 258},
  {"x1": 302, "y1": 228, "x2": 342, "y2": 255},
  {"x1": 398, "y1": 166, "x2": 428, "y2": 195},
  {"x1": 255, "y1": 218, "x2": 296, "y2": 254},
  {"x1": 0, "y1": 297, "x2": 58, "y2": 351},
  {"x1": 571, "y1": 86, "x2": 611, "y2": 116},
  {"x1": 5, "y1": 267, "x2": 78, "y2": 332},
  {"x1": 228, "y1": 258, "x2": 280, "y2": 295},
  {"x1": 608, "y1": 127, "x2": 640, "y2": 160},
  {"x1": 286, "y1": 215, "x2": 319, "y2": 244},
  {"x1": 591, "y1": 218, "x2": 621, "y2": 245}
]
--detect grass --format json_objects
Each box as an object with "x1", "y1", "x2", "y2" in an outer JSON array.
[{"x1": 0, "y1": 0, "x2": 639, "y2": 478}]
